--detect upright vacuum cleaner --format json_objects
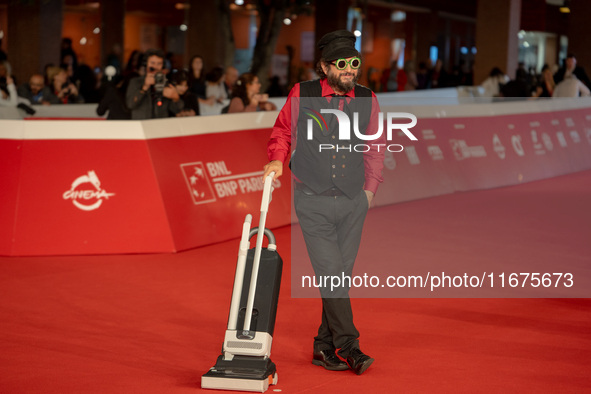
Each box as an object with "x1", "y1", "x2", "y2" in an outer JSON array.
[{"x1": 202, "y1": 172, "x2": 283, "y2": 393}]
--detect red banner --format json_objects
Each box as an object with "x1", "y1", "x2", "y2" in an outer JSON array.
[{"x1": 372, "y1": 107, "x2": 591, "y2": 208}]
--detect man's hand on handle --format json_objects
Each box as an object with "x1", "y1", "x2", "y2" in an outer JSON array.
[{"x1": 262, "y1": 160, "x2": 283, "y2": 184}]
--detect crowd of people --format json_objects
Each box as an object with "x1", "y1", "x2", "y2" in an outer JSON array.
[
  {"x1": 1, "y1": 37, "x2": 590, "y2": 118},
  {"x1": 364, "y1": 54, "x2": 591, "y2": 100},
  {"x1": 367, "y1": 58, "x2": 474, "y2": 93},
  {"x1": 0, "y1": 39, "x2": 278, "y2": 119},
  {"x1": 479, "y1": 54, "x2": 591, "y2": 98}
]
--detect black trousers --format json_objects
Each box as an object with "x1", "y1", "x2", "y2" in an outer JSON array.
[{"x1": 294, "y1": 188, "x2": 369, "y2": 358}]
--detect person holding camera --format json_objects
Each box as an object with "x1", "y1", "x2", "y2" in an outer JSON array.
[
  {"x1": 126, "y1": 48, "x2": 183, "y2": 120},
  {"x1": 45, "y1": 66, "x2": 83, "y2": 104}
]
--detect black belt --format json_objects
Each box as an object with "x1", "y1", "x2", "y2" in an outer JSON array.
[{"x1": 294, "y1": 181, "x2": 344, "y2": 196}]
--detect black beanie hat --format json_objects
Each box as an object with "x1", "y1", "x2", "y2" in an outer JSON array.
[{"x1": 317, "y1": 30, "x2": 359, "y2": 61}]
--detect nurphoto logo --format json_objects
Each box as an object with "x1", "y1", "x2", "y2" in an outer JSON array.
[{"x1": 305, "y1": 109, "x2": 418, "y2": 152}]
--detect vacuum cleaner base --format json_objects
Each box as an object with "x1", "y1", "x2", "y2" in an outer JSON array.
[{"x1": 201, "y1": 355, "x2": 278, "y2": 392}]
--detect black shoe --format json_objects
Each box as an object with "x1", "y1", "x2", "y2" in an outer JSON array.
[
  {"x1": 312, "y1": 349, "x2": 349, "y2": 371},
  {"x1": 346, "y1": 348, "x2": 374, "y2": 375}
]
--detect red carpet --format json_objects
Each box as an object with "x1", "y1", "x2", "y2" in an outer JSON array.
[{"x1": 1, "y1": 170, "x2": 591, "y2": 393}]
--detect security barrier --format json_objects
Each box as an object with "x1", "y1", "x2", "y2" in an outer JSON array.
[{"x1": 1, "y1": 98, "x2": 590, "y2": 256}]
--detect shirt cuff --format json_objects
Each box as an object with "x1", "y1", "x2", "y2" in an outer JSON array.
[
  {"x1": 364, "y1": 178, "x2": 379, "y2": 195},
  {"x1": 269, "y1": 152, "x2": 286, "y2": 163}
]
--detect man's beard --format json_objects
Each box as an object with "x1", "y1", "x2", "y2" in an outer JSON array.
[{"x1": 327, "y1": 69, "x2": 361, "y2": 93}]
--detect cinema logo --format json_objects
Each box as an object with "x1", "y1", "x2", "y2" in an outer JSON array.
[
  {"x1": 63, "y1": 171, "x2": 115, "y2": 211},
  {"x1": 306, "y1": 110, "x2": 417, "y2": 152}
]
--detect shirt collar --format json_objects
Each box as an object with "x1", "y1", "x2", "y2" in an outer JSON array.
[{"x1": 320, "y1": 78, "x2": 356, "y2": 98}]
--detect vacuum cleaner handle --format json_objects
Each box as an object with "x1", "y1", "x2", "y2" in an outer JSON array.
[
  {"x1": 260, "y1": 171, "x2": 275, "y2": 213},
  {"x1": 227, "y1": 214, "x2": 252, "y2": 330},
  {"x1": 242, "y1": 172, "x2": 275, "y2": 334}
]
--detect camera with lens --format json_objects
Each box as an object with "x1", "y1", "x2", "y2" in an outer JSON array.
[
  {"x1": 152, "y1": 71, "x2": 166, "y2": 106},
  {"x1": 154, "y1": 72, "x2": 166, "y2": 94},
  {"x1": 61, "y1": 81, "x2": 71, "y2": 97}
]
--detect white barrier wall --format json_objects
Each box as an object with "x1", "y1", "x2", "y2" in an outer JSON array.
[
  {"x1": 1, "y1": 97, "x2": 590, "y2": 256},
  {"x1": 0, "y1": 88, "x2": 464, "y2": 120}
]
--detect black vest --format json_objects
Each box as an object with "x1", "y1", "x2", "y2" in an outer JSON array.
[{"x1": 291, "y1": 79, "x2": 373, "y2": 199}]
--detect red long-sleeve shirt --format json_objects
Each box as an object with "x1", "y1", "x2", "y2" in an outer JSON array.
[{"x1": 267, "y1": 78, "x2": 385, "y2": 195}]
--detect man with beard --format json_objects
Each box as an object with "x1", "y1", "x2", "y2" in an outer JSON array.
[
  {"x1": 262, "y1": 30, "x2": 385, "y2": 375},
  {"x1": 126, "y1": 48, "x2": 183, "y2": 120},
  {"x1": 17, "y1": 74, "x2": 51, "y2": 105}
]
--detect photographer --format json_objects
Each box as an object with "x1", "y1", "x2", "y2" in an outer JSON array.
[
  {"x1": 126, "y1": 48, "x2": 183, "y2": 120},
  {"x1": 45, "y1": 66, "x2": 84, "y2": 104}
]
